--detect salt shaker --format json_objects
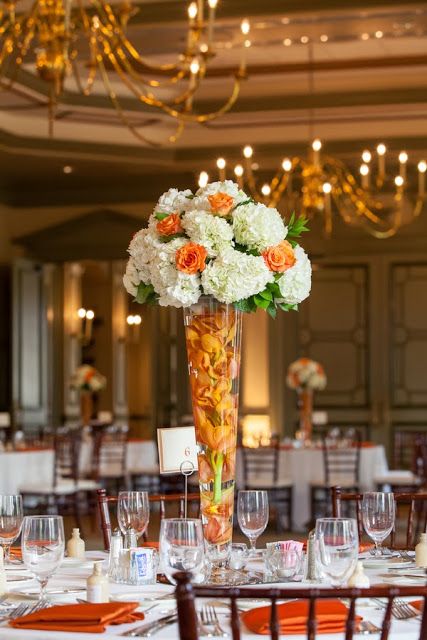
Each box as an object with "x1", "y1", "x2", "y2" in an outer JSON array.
[
  {"x1": 124, "y1": 529, "x2": 138, "y2": 549},
  {"x1": 415, "y1": 532, "x2": 427, "y2": 568},
  {"x1": 108, "y1": 528, "x2": 123, "y2": 580},
  {"x1": 66, "y1": 528, "x2": 85, "y2": 560},
  {"x1": 305, "y1": 530, "x2": 318, "y2": 582},
  {"x1": 348, "y1": 561, "x2": 370, "y2": 588}
]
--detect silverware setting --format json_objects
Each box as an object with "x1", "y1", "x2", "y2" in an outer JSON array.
[
  {"x1": 0, "y1": 600, "x2": 48, "y2": 623},
  {"x1": 357, "y1": 620, "x2": 382, "y2": 635},
  {"x1": 373, "y1": 597, "x2": 420, "y2": 620},
  {"x1": 199, "y1": 605, "x2": 228, "y2": 637},
  {"x1": 121, "y1": 612, "x2": 177, "y2": 637}
]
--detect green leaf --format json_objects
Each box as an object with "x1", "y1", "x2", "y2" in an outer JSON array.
[
  {"x1": 258, "y1": 289, "x2": 273, "y2": 302},
  {"x1": 154, "y1": 211, "x2": 170, "y2": 221},
  {"x1": 135, "y1": 282, "x2": 156, "y2": 305},
  {"x1": 254, "y1": 294, "x2": 270, "y2": 310},
  {"x1": 158, "y1": 232, "x2": 186, "y2": 243},
  {"x1": 278, "y1": 302, "x2": 298, "y2": 312},
  {"x1": 266, "y1": 304, "x2": 277, "y2": 319},
  {"x1": 234, "y1": 298, "x2": 256, "y2": 313},
  {"x1": 287, "y1": 213, "x2": 309, "y2": 238},
  {"x1": 232, "y1": 198, "x2": 255, "y2": 212}
]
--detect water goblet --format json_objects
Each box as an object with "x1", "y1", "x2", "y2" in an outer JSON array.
[
  {"x1": 362, "y1": 492, "x2": 395, "y2": 556},
  {"x1": 21, "y1": 515, "x2": 65, "y2": 603},
  {"x1": 237, "y1": 490, "x2": 269, "y2": 555},
  {"x1": 0, "y1": 495, "x2": 23, "y2": 563},
  {"x1": 117, "y1": 491, "x2": 150, "y2": 546},
  {"x1": 159, "y1": 518, "x2": 205, "y2": 585},
  {"x1": 265, "y1": 547, "x2": 302, "y2": 581},
  {"x1": 315, "y1": 517, "x2": 359, "y2": 586}
]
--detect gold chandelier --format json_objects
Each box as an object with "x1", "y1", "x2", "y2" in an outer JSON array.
[
  {"x1": 200, "y1": 143, "x2": 426, "y2": 239},
  {"x1": 0, "y1": 0, "x2": 249, "y2": 145}
]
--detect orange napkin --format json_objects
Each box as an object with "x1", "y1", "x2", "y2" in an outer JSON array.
[
  {"x1": 301, "y1": 541, "x2": 373, "y2": 554},
  {"x1": 10, "y1": 602, "x2": 144, "y2": 633},
  {"x1": 242, "y1": 599, "x2": 362, "y2": 635},
  {"x1": 141, "y1": 541, "x2": 159, "y2": 550},
  {"x1": 9, "y1": 547, "x2": 22, "y2": 560}
]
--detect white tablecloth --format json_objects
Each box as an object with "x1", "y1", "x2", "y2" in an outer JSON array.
[
  {"x1": 0, "y1": 550, "x2": 423, "y2": 640},
  {"x1": 236, "y1": 445, "x2": 388, "y2": 531},
  {"x1": 0, "y1": 450, "x2": 54, "y2": 494}
]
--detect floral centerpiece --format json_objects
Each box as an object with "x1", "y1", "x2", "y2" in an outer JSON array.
[
  {"x1": 286, "y1": 358, "x2": 326, "y2": 441},
  {"x1": 123, "y1": 180, "x2": 312, "y2": 569},
  {"x1": 70, "y1": 365, "x2": 106, "y2": 426}
]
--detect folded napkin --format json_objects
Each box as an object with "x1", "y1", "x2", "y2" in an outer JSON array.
[
  {"x1": 10, "y1": 602, "x2": 144, "y2": 633},
  {"x1": 301, "y1": 541, "x2": 373, "y2": 554},
  {"x1": 9, "y1": 546, "x2": 22, "y2": 560},
  {"x1": 141, "y1": 541, "x2": 159, "y2": 550},
  {"x1": 242, "y1": 599, "x2": 362, "y2": 635}
]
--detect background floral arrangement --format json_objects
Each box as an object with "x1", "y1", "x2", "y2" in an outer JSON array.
[
  {"x1": 70, "y1": 365, "x2": 106, "y2": 393},
  {"x1": 123, "y1": 180, "x2": 311, "y2": 317},
  {"x1": 286, "y1": 357, "x2": 327, "y2": 391}
]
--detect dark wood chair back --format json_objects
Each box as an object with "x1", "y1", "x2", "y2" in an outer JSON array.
[
  {"x1": 323, "y1": 431, "x2": 361, "y2": 486},
  {"x1": 174, "y1": 571, "x2": 427, "y2": 640},
  {"x1": 92, "y1": 426, "x2": 128, "y2": 481},
  {"x1": 393, "y1": 429, "x2": 427, "y2": 471},
  {"x1": 241, "y1": 435, "x2": 280, "y2": 485},
  {"x1": 332, "y1": 486, "x2": 427, "y2": 549},
  {"x1": 96, "y1": 488, "x2": 200, "y2": 551},
  {"x1": 53, "y1": 428, "x2": 81, "y2": 489}
]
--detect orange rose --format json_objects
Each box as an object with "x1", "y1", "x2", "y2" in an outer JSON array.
[
  {"x1": 208, "y1": 192, "x2": 234, "y2": 216},
  {"x1": 262, "y1": 240, "x2": 295, "y2": 272},
  {"x1": 176, "y1": 242, "x2": 207, "y2": 275},
  {"x1": 156, "y1": 213, "x2": 182, "y2": 236}
]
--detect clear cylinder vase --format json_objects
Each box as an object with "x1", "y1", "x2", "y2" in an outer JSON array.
[
  {"x1": 80, "y1": 392, "x2": 93, "y2": 426},
  {"x1": 297, "y1": 388, "x2": 313, "y2": 442},
  {"x1": 183, "y1": 297, "x2": 242, "y2": 571}
]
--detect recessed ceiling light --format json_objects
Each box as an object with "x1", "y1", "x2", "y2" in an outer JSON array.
[
  {"x1": 63, "y1": 165, "x2": 73, "y2": 174},
  {"x1": 281, "y1": 17, "x2": 290, "y2": 25},
  {"x1": 320, "y1": 34, "x2": 328, "y2": 42},
  {"x1": 300, "y1": 36, "x2": 309, "y2": 44},
  {"x1": 283, "y1": 38, "x2": 292, "y2": 46},
  {"x1": 375, "y1": 30, "x2": 384, "y2": 38},
  {"x1": 361, "y1": 32, "x2": 370, "y2": 40}
]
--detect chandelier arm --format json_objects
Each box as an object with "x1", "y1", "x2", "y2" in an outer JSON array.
[
  {"x1": 0, "y1": 7, "x2": 37, "y2": 87},
  {"x1": 95, "y1": 40, "x2": 185, "y2": 146}
]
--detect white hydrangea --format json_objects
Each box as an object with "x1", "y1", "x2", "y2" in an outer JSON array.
[
  {"x1": 277, "y1": 245, "x2": 312, "y2": 305},
  {"x1": 201, "y1": 248, "x2": 274, "y2": 304},
  {"x1": 149, "y1": 260, "x2": 201, "y2": 308},
  {"x1": 123, "y1": 257, "x2": 142, "y2": 296},
  {"x1": 127, "y1": 229, "x2": 152, "y2": 284},
  {"x1": 154, "y1": 188, "x2": 193, "y2": 215},
  {"x1": 181, "y1": 210, "x2": 234, "y2": 257},
  {"x1": 232, "y1": 202, "x2": 287, "y2": 252},
  {"x1": 189, "y1": 180, "x2": 247, "y2": 213}
]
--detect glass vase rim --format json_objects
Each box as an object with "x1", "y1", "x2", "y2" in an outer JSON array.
[
  {"x1": 160, "y1": 518, "x2": 202, "y2": 524},
  {"x1": 23, "y1": 515, "x2": 64, "y2": 521}
]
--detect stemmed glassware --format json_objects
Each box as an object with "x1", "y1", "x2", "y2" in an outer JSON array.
[
  {"x1": 315, "y1": 517, "x2": 359, "y2": 586},
  {"x1": 0, "y1": 495, "x2": 24, "y2": 563},
  {"x1": 237, "y1": 490, "x2": 269, "y2": 555},
  {"x1": 21, "y1": 515, "x2": 65, "y2": 603},
  {"x1": 117, "y1": 491, "x2": 150, "y2": 545},
  {"x1": 159, "y1": 518, "x2": 205, "y2": 585},
  {"x1": 362, "y1": 492, "x2": 395, "y2": 556}
]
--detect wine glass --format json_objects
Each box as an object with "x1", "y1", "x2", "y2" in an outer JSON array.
[
  {"x1": 0, "y1": 495, "x2": 23, "y2": 563},
  {"x1": 21, "y1": 515, "x2": 65, "y2": 603},
  {"x1": 159, "y1": 518, "x2": 204, "y2": 585},
  {"x1": 237, "y1": 490, "x2": 269, "y2": 554},
  {"x1": 117, "y1": 491, "x2": 150, "y2": 545},
  {"x1": 315, "y1": 517, "x2": 359, "y2": 586},
  {"x1": 362, "y1": 492, "x2": 395, "y2": 556}
]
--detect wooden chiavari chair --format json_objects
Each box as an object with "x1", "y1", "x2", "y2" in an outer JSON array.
[
  {"x1": 174, "y1": 571, "x2": 427, "y2": 640},
  {"x1": 332, "y1": 486, "x2": 427, "y2": 549},
  {"x1": 91, "y1": 426, "x2": 129, "y2": 491},
  {"x1": 96, "y1": 488, "x2": 200, "y2": 551}
]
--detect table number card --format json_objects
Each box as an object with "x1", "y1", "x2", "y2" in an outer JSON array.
[{"x1": 157, "y1": 426, "x2": 199, "y2": 475}]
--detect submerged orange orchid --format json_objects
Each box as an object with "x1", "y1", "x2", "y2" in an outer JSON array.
[{"x1": 185, "y1": 302, "x2": 242, "y2": 548}]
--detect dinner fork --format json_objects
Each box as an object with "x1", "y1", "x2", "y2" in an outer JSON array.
[
  {"x1": 373, "y1": 598, "x2": 419, "y2": 620},
  {"x1": 200, "y1": 605, "x2": 228, "y2": 637}
]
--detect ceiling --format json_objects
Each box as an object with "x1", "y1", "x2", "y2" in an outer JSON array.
[{"x1": 1, "y1": 0, "x2": 427, "y2": 206}]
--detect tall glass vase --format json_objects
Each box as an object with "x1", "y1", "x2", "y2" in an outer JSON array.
[
  {"x1": 80, "y1": 392, "x2": 93, "y2": 426},
  {"x1": 297, "y1": 387, "x2": 313, "y2": 442},
  {"x1": 184, "y1": 297, "x2": 242, "y2": 571}
]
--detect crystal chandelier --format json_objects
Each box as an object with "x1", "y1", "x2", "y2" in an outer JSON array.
[
  {"x1": 200, "y1": 143, "x2": 426, "y2": 239},
  {"x1": 0, "y1": 0, "x2": 249, "y2": 145}
]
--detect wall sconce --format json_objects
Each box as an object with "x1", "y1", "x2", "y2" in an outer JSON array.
[
  {"x1": 241, "y1": 414, "x2": 272, "y2": 448},
  {"x1": 126, "y1": 314, "x2": 142, "y2": 343},
  {"x1": 77, "y1": 307, "x2": 95, "y2": 344}
]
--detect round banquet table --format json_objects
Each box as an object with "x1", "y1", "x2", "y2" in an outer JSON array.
[
  {"x1": 236, "y1": 444, "x2": 388, "y2": 531},
  {"x1": 0, "y1": 449, "x2": 54, "y2": 494},
  {"x1": 0, "y1": 549, "x2": 423, "y2": 640}
]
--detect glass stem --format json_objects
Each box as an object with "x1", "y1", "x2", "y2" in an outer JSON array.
[
  {"x1": 249, "y1": 537, "x2": 257, "y2": 554},
  {"x1": 3, "y1": 544, "x2": 11, "y2": 563},
  {"x1": 39, "y1": 578, "x2": 48, "y2": 603}
]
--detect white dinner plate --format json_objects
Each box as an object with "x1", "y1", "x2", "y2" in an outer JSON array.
[
  {"x1": 10, "y1": 586, "x2": 87, "y2": 600},
  {"x1": 110, "y1": 586, "x2": 175, "y2": 604},
  {"x1": 363, "y1": 556, "x2": 413, "y2": 569},
  {"x1": 6, "y1": 574, "x2": 33, "y2": 583}
]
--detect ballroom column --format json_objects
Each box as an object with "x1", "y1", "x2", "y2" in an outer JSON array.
[
  {"x1": 112, "y1": 260, "x2": 129, "y2": 424},
  {"x1": 63, "y1": 262, "x2": 83, "y2": 424}
]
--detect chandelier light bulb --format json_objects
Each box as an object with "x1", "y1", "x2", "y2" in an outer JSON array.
[
  {"x1": 216, "y1": 157, "x2": 226, "y2": 169},
  {"x1": 127, "y1": 315, "x2": 135, "y2": 325},
  {"x1": 360, "y1": 164, "x2": 369, "y2": 176},
  {"x1": 362, "y1": 150, "x2": 372, "y2": 163},
  {"x1": 394, "y1": 175, "x2": 404, "y2": 187},
  {"x1": 208, "y1": 0, "x2": 218, "y2": 8},
  {"x1": 375, "y1": 30, "x2": 384, "y2": 39},
  {"x1": 282, "y1": 158, "x2": 292, "y2": 172},
  {"x1": 283, "y1": 38, "x2": 292, "y2": 46},
  {"x1": 376, "y1": 143, "x2": 386, "y2": 156},
  {"x1": 322, "y1": 182, "x2": 332, "y2": 194},
  {"x1": 234, "y1": 164, "x2": 244, "y2": 177},
  {"x1": 198, "y1": 171, "x2": 209, "y2": 188},
  {"x1": 243, "y1": 145, "x2": 253, "y2": 159},
  {"x1": 190, "y1": 58, "x2": 200, "y2": 74},
  {"x1": 188, "y1": 2, "x2": 198, "y2": 20},
  {"x1": 133, "y1": 314, "x2": 142, "y2": 325},
  {"x1": 418, "y1": 160, "x2": 427, "y2": 173},
  {"x1": 261, "y1": 184, "x2": 271, "y2": 196},
  {"x1": 300, "y1": 36, "x2": 309, "y2": 44},
  {"x1": 241, "y1": 19, "x2": 250, "y2": 35},
  {"x1": 77, "y1": 308, "x2": 86, "y2": 319},
  {"x1": 320, "y1": 34, "x2": 328, "y2": 42},
  {"x1": 312, "y1": 138, "x2": 322, "y2": 152},
  {"x1": 85, "y1": 309, "x2": 95, "y2": 320},
  {"x1": 361, "y1": 32, "x2": 369, "y2": 40},
  {"x1": 399, "y1": 151, "x2": 408, "y2": 164}
]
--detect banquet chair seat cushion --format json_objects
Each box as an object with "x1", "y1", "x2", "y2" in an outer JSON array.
[
  {"x1": 245, "y1": 476, "x2": 293, "y2": 489},
  {"x1": 375, "y1": 470, "x2": 421, "y2": 486},
  {"x1": 241, "y1": 598, "x2": 362, "y2": 635},
  {"x1": 20, "y1": 478, "x2": 101, "y2": 495}
]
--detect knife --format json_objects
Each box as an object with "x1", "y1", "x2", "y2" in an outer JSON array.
[{"x1": 121, "y1": 613, "x2": 177, "y2": 637}]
